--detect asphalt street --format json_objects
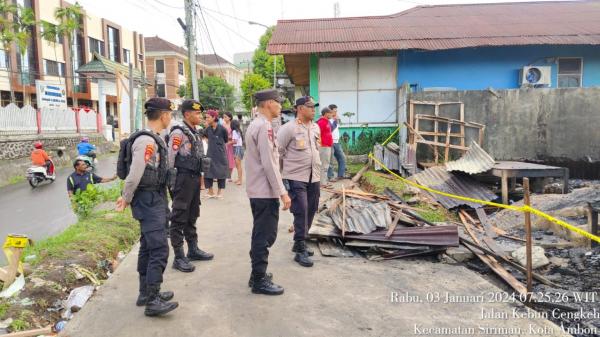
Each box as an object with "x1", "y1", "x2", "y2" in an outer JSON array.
[{"x1": 0, "y1": 156, "x2": 118, "y2": 263}]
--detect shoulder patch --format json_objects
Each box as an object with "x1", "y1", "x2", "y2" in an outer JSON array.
[
  {"x1": 172, "y1": 135, "x2": 182, "y2": 151},
  {"x1": 267, "y1": 128, "x2": 274, "y2": 142},
  {"x1": 144, "y1": 144, "x2": 154, "y2": 162}
]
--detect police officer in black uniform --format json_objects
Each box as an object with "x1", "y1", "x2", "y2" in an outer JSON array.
[
  {"x1": 167, "y1": 99, "x2": 214, "y2": 273},
  {"x1": 116, "y1": 98, "x2": 178, "y2": 317}
]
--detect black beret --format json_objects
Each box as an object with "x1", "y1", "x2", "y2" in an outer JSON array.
[
  {"x1": 254, "y1": 89, "x2": 284, "y2": 103},
  {"x1": 181, "y1": 99, "x2": 204, "y2": 112},
  {"x1": 144, "y1": 98, "x2": 175, "y2": 112}
]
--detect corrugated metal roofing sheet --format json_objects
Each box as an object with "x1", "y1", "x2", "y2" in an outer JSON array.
[
  {"x1": 411, "y1": 166, "x2": 497, "y2": 209},
  {"x1": 268, "y1": 1, "x2": 600, "y2": 54},
  {"x1": 446, "y1": 142, "x2": 496, "y2": 175},
  {"x1": 345, "y1": 225, "x2": 459, "y2": 247}
]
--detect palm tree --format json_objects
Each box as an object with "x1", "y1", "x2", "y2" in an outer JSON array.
[
  {"x1": 0, "y1": 0, "x2": 18, "y2": 103},
  {"x1": 55, "y1": 2, "x2": 83, "y2": 105},
  {"x1": 14, "y1": 5, "x2": 35, "y2": 88},
  {"x1": 39, "y1": 20, "x2": 62, "y2": 85}
]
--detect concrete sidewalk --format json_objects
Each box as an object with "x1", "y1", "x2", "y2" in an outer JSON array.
[{"x1": 61, "y1": 182, "x2": 569, "y2": 337}]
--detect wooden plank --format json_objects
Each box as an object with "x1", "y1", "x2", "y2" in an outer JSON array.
[
  {"x1": 444, "y1": 122, "x2": 451, "y2": 162},
  {"x1": 501, "y1": 170, "x2": 509, "y2": 205},
  {"x1": 410, "y1": 100, "x2": 464, "y2": 105},
  {"x1": 415, "y1": 114, "x2": 486, "y2": 128},
  {"x1": 459, "y1": 214, "x2": 528, "y2": 296},
  {"x1": 434, "y1": 104, "x2": 439, "y2": 163},
  {"x1": 409, "y1": 101, "x2": 415, "y2": 144},
  {"x1": 459, "y1": 103, "x2": 465, "y2": 148},
  {"x1": 418, "y1": 131, "x2": 465, "y2": 138},
  {"x1": 475, "y1": 208, "x2": 497, "y2": 238},
  {"x1": 416, "y1": 139, "x2": 470, "y2": 151},
  {"x1": 385, "y1": 212, "x2": 402, "y2": 238},
  {"x1": 0, "y1": 326, "x2": 53, "y2": 337}
]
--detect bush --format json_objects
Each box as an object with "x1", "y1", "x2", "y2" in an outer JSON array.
[
  {"x1": 71, "y1": 181, "x2": 123, "y2": 218},
  {"x1": 341, "y1": 128, "x2": 394, "y2": 155}
]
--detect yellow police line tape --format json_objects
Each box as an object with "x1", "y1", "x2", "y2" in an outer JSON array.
[{"x1": 370, "y1": 126, "x2": 600, "y2": 244}]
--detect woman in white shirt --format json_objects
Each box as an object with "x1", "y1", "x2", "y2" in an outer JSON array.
[{"x1": 231, "y1": 120, "x2": 244, "y2": 185}]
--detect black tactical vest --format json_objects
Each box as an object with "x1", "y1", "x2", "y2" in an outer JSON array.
[{"x1": 170, "y1": 123, "x2": 204, "y2": 174}]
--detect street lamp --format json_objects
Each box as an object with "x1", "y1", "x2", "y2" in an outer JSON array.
[{"x1": 248, "y1": 21, "x2": 276, "y2": 89}]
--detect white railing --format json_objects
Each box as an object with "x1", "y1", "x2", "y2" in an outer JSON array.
[
  {"x1": 40, "y1": 107, "x2": 77, "y2": 132},
  {"x1": 78, "y1": 108, "x2": 98, "y2": 131},
  {"x1": 0, "y1": 103, "x2": 38, "y2": 135}
]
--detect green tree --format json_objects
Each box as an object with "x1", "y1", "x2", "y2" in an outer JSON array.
[
  {"x1": 40, "y1": 20, "x2": 62, "y2": 85},
  {"x1": 240, "y1": 73, "x2": 270, "y2": 111},
  {"x1": 55, "y1": 3, "x2": 83, "y2": 102},
  {"x1": 251, "y1": 26, "x2": 285, "y2": 86},
  {"x1": 177, "y1": 84, "x2": 186, "y2": 98},
  {"x1": 0, "y1": 1, "x2": 35, "y2": 103},
  {"x1": 197, "y1": 76, "x2": 235, "y2": 111}
]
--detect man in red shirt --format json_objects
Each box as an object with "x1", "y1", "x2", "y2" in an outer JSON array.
[
  {"x1": 30, "y1": 141, "x2": 53, "y2": 175},
  {"x1": 316, "y1": 106, "x2": 333, "y2": 186}
]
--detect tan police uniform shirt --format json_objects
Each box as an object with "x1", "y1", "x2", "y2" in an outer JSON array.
[
  {"x1": 277, "y1": 119, "x2": 321, "y2": 183},
  {"x1": 245, "y1": 113, "x2": 287, "y2": 199},
  {"x1": 122, "y1": 134, "x2": 164, "y2": 203}
]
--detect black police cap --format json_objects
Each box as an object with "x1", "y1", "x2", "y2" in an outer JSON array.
[
  {"x1": 254, "y1": 89, "x2": 284, "y2": 103},
  {"x1": 181, "y1": 99, "x2": 204, "y2": 112},
  {"x1": 144, "y1": 98, "x2": 175, "y2": 113}
]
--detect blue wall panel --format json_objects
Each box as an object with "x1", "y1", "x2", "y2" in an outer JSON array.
[{"x1": 397, "y1": 45, "x2": 600, "y2": 90}]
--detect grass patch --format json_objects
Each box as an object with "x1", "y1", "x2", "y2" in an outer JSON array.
[
  {"x1": 9, "y1": 310, "x2": 33, "y2": 331},
  {"x1": 346, "y1": 163, "x2": 364, "y2": 176},
  {"x1": 8, "y1": 175, "x2": 25, "y2": 185},
  {"x1": 0, "y1": 301, "x2": 9, "y2": 318},
  {"x1": 23, "y1": 209, "x2": 139, "y2": 266},
  {"x1": 361, "y1": 170, "x2": 406, "y2": 195}
]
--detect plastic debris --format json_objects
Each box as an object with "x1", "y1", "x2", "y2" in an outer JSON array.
[
  {"x1": 54, "y1": 320, "x2": 67, "y2": 332},
  {"x1": 62, "y1": 285, "x2": 95, "y2": 320},
  {"x1": 0, "y1": 274, "x2": 25, "y2": 298}
]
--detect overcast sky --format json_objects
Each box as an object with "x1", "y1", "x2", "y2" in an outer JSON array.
[{"x1": 76, "y1": 0, "x2": 565, "y2": 63}]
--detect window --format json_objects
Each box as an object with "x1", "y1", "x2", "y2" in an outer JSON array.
[
  {"x1": 41, "y1": 21, "x2": 62, "y2": 44},
  {"x1": 558, "y1": 58, "x2": 583, "y2": 88},
  {"x1": 107, "y1": 26, "x2": 120, "y2": 62},
  {"x1": 123, "y1": 48, "x2": 130, "y2": 64},
  {"x1": 155, "y1": 59, "x2": 164, "y2": 73},
  {"x1": 89, "y1": 37, "x2": 104, "y2": 56},
  {"x1": 156, "y1": 84, "x2": 166, "y2": 98},
  {"x1": 43, "y1": 59, "x2": 66, "y2": 77},
  {"x1": 0, "y1": 49, "x2": 8, "y2": 69},
  {"x1": 178, "y1": 61, "x2": 184, "y2": 75}
]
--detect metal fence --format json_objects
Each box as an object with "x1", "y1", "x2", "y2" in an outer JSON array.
[{"x1": 0, "y1": 104, "x2": 100, "y2": 135}]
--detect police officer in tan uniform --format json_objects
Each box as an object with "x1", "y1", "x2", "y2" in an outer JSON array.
[
  {"x1": 116, "y1": 98, "x2": 178, "y2": 317},
  {"x1": 245, "y1": 89, "x2": 291, "y2": 295},
  {"x1": 277, "y1": 96, "x2": 322, "y2": 267},
  {"x1": 167, "y1": 100, "x2": 213, "y2": 273}
]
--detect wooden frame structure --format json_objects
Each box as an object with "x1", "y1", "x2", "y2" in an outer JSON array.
[{"x1": 407, "y1": 100, "x2": 485, "y2": 166}]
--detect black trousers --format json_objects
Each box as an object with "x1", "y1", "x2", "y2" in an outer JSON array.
[
  {"x1": 204, "y1": 178, "x2": 226, "y2": 189},
  {"x1": 170, "y1": 173, "x2": 201, "y2": 250},
  {"x1": 288, "y1": 180, "x2": 320, "y2": 242},
  {"x1": 131, "y1": 190, "x2": 169, "y2": 286},
  {"x1": 249, "y1": 198, "x2": 279, "y2": 276}
]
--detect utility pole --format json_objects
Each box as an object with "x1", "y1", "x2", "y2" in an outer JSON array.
[
  {"x1": 184, "y1": 0, "x2": 199, "y2": 100},
  {"x1": 129, "y1": 63, "x2": 135, "y2": 132}
]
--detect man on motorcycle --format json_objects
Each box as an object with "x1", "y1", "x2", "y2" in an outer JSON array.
[
  {"x1": 67, "y1": 158, "x2": 117, "y2": 197},
  {"x1": 77, "y1": 136, "x2": 97, "y2": 161},
  {"x1": 30, "y1": 141, "x2": 53, "y2": 175}
]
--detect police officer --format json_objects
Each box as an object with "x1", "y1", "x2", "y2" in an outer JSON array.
[
  {"x1": 277, "y1": 96, "x2": 322, "y2": 267},
  {"x1": 245, "y1": 89, "x2": 291, "y2": 295},
  {"x1": 116, "y1": 98, "x2": 178, "y2": 317},
  {"x1": 168, "y1": 99, "x2": 214, "y2": 273}
]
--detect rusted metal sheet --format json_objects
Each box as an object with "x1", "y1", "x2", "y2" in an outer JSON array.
[
  {"x1": 446, "y1": 142, "x2": 496, "y2": 175},
  {"x1": 268, "y1": 1, "x2": 600, "y2": 54},
  {"x1": 345, "y1": 225, "x2": 459, "y2": 247},
  {"x1": 411, "y1": 166, "x2": 497, "y2": 209}
]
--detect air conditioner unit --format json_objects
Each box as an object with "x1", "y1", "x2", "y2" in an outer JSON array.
[{"x1": 520, "y1": 66, "x2": 551, "y2": 87}]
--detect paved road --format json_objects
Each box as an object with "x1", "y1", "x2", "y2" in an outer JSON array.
[
  {"x1": 62, "y1": 181, "x2": 568, "y2": 337},
  {"x1": 0, "y1": 156, "x2": 118, "y2": 260}
]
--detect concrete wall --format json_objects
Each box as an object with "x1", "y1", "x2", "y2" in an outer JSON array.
[
  {"x1": 410, "y1": 88, "x2": 600, "y2": 177},
  {"x1": 0, "y1": 134, "x2": 110, "y2": 185},
  {"x1": 398, "y1": 45, "x2": 600, "y2": 90}
]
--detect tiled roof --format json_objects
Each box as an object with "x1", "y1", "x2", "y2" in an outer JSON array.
[
  {"x1": 76, "y1": 52, "x2": 144, "y2": 80},
  {"x1": 144, "y1": 36, "x2": 235, "y2": 67},
  {"x1": 268, "y1": 1, "x2": 600, "y2": 54}
]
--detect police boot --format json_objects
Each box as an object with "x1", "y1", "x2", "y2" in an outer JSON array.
[
  {"x1": 293, "y1": 241, "x2": 314, "y2": 267},
  {"x1": 144, "y1": 284, "x2": 179, "y2": 317},
  {"x1": 187, "y1": 241, "x2": 214, "y2": 261},
  {"x1": 172, "y1": 247, "x2": 195, "y2": 272},
  {"x1": 251, "y1": 274, "x2": 284, "y2": 296},
  {"x1": 247, "y1": 272, "x2": 272, "y2": 288},
  {"x1": 292, "y1": 240, "x2": 314, "y2": 256},
  {"x1": 136, "y1": 276, "x2": 174, "y2": 306}
]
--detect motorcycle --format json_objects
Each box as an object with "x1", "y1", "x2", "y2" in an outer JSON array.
[{"x1": 27, "y1": 159, "x2": 56, "y2": 188}]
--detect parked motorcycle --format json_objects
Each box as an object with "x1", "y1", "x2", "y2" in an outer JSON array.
[{"x1": 27, "y1": 159, "x2": 56, "y2": 188}]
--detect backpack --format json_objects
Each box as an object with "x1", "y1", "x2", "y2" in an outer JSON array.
[{"x1": 116, "y1": 130, "x2": 165, "y2": 180}]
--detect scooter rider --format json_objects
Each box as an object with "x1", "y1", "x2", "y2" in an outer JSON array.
[
  {"x1": 77, "y1": 136, "x2": 97, "y2": 161},
  {"x1": 30, "y1": 141, "x2": 53, "y2": 175},
  {"x1": 167, "y1": 99, "x2": 213, "y2": 273}
]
